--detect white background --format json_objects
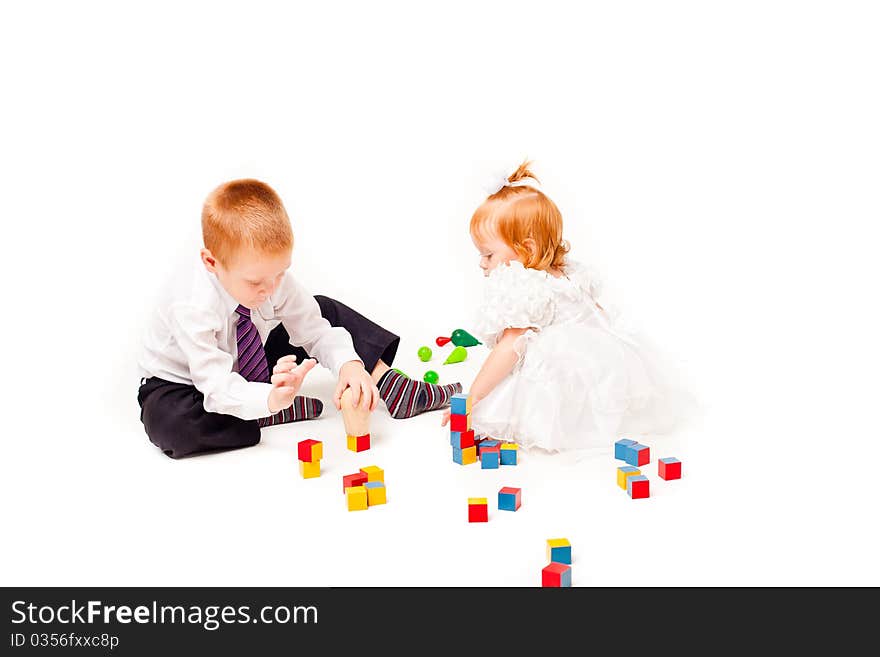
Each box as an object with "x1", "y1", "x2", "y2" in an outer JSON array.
[{"x1": 2, "y1": 1, "x2": 878, "y2": 587}]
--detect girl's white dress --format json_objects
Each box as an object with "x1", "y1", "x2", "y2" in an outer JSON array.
[{"x1": 470, "y1": 259, "x2": 693, "y2": 453}]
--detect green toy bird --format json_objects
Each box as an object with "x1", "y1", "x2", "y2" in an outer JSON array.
[{"x1": 435, "y1": 328, "x2": 482, "y2": 348}]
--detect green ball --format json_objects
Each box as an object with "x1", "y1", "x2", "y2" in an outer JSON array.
[
  {"x1": 423, "y1": 370, "x2": 439, "y2": 384},
  {"x1": 417, "y1": 346, "x2": 432, "y2": 362}
]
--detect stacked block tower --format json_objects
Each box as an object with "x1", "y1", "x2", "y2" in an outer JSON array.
[
  {"x1": 297, "y1": 439, "x2": 323, "y2": 479},
  {"x1": 449, "y1": 393, "x2": 477, "y2": 465},
  {"x1": 542, "y1": 538, "x2": 572, "y2": 587}
]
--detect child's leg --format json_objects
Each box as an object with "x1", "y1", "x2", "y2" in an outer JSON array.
[
  {"x1": 137, "y1": 377, "x2": 260, "y2": 459},
  {"x1": 373, "y1": 364, "x2": 462, "y2": 418},
  {"x1": 264, "y1": 295, "x2": 401, "y2": 373},
  {"x1": 265, "y1": 295, "x2": 461, "y2": 418}
]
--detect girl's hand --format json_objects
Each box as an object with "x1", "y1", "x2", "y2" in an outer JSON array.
[{"x1": 440, "y1": 409, "x2": 451, "y2": 427}]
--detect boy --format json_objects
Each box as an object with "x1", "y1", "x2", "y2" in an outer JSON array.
[{"x1": 137, "y1": 178, "x2": 461, "y2": 458}]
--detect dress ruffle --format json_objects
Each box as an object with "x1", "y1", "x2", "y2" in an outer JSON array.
[{"x1": 469, "y1": 258, "x2": 694, "y2": 453}]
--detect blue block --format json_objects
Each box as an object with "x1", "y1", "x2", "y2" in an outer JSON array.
[
  {"x1": 364, "y1": 481, "x2": 384, "y2": 490},
  {"x1": 450, "y1": 393, "x2": 470, "y2": 415},
  {"x1": 450, "y1": 431, "x2": 462, "y2": 447},
  {"x1": 615, "y1": 438, "x2": 637, "y2": 460},
  {"x1": 624, "y1": 443, "x2": 649, "y2": 467},
  {"x1": 498, "y1": 490, "x2": 519, "y2": 511},
  {"x1": 549, "y1": 545, "x2": 572, "y2": 565},
  {"x1": 480, "y1": 450, "x2": 500, "y2": 469},
  {"x1": 500, "y1": 448, "x2": 517, "y2": 466},
  {"x1": 452, "y1": 446, "x2": 464, "y2": 465},
  {"x1": 559, "y1": 566, "x2": 572, "y2": 587}
]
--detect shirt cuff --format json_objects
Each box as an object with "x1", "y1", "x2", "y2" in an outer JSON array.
[
  {"x1": 325, "y1": 349, "x2": 364, "y2": 378},
  {"x1": 238, "y1": 382, "x2": 275, "y2": 420}
]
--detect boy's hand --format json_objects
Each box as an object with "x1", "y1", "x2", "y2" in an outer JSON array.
[
  {"x1": 440, "y1": 409, "x2": 451, "y2": 427},
  {"x1": 334, "y1": 360, "x2": 379, "y2": 412},
  {"x1": 267, "y1": 356, "x2": 317, "y2": 413}
]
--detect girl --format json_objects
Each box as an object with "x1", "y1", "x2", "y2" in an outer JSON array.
[{"x1": 441, "y1": 160, "x2": 693, "y2": 453}]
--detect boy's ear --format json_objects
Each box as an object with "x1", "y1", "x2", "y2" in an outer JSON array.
[{"x1": 200, "y1": 248, "x2": 219, "y2": 273}]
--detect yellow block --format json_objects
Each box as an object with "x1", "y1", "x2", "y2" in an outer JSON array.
[
  {"x1": 347, "y1": 434, "x2": 370, "y2": 451},
  {"x1": 299, "y1": 460, "x2": 320, "y2": 479},
  {"x1": 365, "y1": 482, "x2": 387, "y2": 506},
  {"x1": 346, "y1": 485, "x2": 368, "y2": 511},
  {"x1": 617, "y1": 466, "x2": 642, "y2": 490},
  {"x1": 461, "y1": 445, "x2": 477, "y2": 465},
  {"x1": 468, "y1": 497, "x2": 488, "y2": 506},
  {"x1": 360, "y1": 465, "x2": 384, "y2": 483},
  {"x1": 500, "y1": 443, "x2": 518, "y2": 451},
  {"x1": 546, "y1": 537, "x2": 570, "y2": 561}
]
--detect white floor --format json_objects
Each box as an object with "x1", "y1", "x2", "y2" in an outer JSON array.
[{"x1": 5, "y1": 337, "x2": 877, "y2": 588}]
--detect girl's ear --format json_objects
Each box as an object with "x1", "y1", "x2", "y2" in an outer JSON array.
[{"x1": 518, "y1": 238, "x2": 538, "y2": 264}]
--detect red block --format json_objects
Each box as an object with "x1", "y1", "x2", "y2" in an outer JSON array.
[
  {"x1": 633, "y1": 444, "x2": 651, "y2": 466},
  {"x1": 659, "y1": 457, "x2": 682, "y2": 480},
  {"x1": 542, "y1": 562, "x2": 571, "y2": 587},
  {"x1": 342, "y1": 472, "x2": 368, "y2": 493},
  {"x1": 350, "y1": 433, "x2": 371, "y2": 452},
  {"x1": 449, "y1": 413, "x2": 471, "y2": 432},
  {"x1": 451, "y1": 429, "x2": 475, "y2": 449},
  {"x1": 629, "y1": 477, "x2": 650, "y2": 499},
  {"x1": 468, "y1": 503, "x2": 488, "y2": 523},
  {"x1": 297, "y1": 438, "x2": 321, "y2": 463}
]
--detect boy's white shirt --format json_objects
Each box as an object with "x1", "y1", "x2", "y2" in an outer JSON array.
[{"x1": 137, "y1": 257, "x2": 362, "y2": 420}]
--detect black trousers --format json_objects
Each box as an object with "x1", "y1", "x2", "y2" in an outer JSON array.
[{"x1": 138, "y1": 295, "x2": 399, "y2": 459}]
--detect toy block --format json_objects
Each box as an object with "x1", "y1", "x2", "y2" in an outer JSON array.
[
  {"x1": 468, "y1": 497, "x2": 488, "y2": 523},
  {"x1": 617, "y1": 465, "x2": 641, "y2": 490},
  {"x1": 500, "y1": 443, "x2": 518, "y2": 465},
  {"x1": 624, "y1": 442, "x2": 650, "y2": 467},
  {"x1": 452, "y1": 445, "x2": 477, "y2": 465},
  {"x1": 297, "y1": 438, "x2": 323, "y2": 463},
  {"x1": 359, "y1": 465, "x2": 384, "y2": 483},
  {"x1": 347, "y1": 433, "x2": 371, "y2": 452},
  {"x1": 340, "y1": 387, "x2": 370, "y2": 439},
  {"x1": 614, "y1": 438, "x2": 637, "y2": 460},
  {"x1": 498, "y1": 486, "x2": 521, "y2": 511},
  {"x1": 659, "y1": 457, "x2": 682, "y2": 480},
  {"x1": 542, "y1": 562, "x2": 572, "y2": 587},
  {"x1": 449, "y1": 413, "x2": 471, "y2": 432},
  {"x1": 346, "y1": 485, "x2": 368, "y2": 511},
  {"x1": 480, "y1": 448, "x2": 500, "y2": 469},
  {"x1": 476, "y1": 439, "x2": 500, "y2": 456},
  {"x1": 546, "y1": 538, "x2": 572, "y2": 565},
  {"x1": 450, "y1": 392, "x2": 472, "y2": 415},
  {"x1": 299, "y1": 459, "x2": 320, "y2": 479},
  {"x1": 342, "y1": 472, "x2": 368, "y2": 493},
  {"x1": 627, "y1": 474, "x2": 650, "y2": 499},
  {"x1": 450, "y1": 429, "x2": 476, "y2": 449},
  {"x1": 364, "y1": 481, "x2": 386, "y2": 506}
]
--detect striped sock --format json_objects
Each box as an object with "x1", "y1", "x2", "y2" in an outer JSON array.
[
  {"x1": 258, "y1": 396, "x2": 324, "y2": 428},
  {"x1": 377, "y1": 369, "x2": 462, "y2": 419}
]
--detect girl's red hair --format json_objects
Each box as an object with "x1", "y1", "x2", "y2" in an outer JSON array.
[{"x1": 470, "y1": 160, "x2": 569, "y2": 271}]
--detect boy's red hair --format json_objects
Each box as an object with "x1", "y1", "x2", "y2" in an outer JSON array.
[
  {"x1": 202, "y1": 179, "x2": 293, "y2": 265},
  {"x1": 469, "y1": 160, "x2": 569, "y2": 271}
]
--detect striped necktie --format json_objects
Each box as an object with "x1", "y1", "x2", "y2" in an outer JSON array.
[{"x1": 235, "y1": 305, "x2": 270, "y2": 383}]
